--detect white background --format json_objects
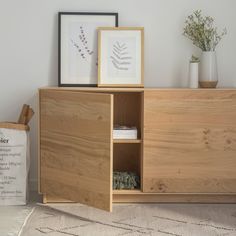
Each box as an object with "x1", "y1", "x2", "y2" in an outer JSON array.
[{"x1": 0, "y1": 0, "x2": 235, "y2": 190}]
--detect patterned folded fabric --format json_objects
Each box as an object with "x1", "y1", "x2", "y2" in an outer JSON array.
[{"x1": 113, "y1": 172, "x2": 140, "y2": 190}]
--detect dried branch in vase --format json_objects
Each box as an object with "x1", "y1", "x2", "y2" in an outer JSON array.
[{"x1": 183, "y1": 10, "x2": 227, "y2": 51}]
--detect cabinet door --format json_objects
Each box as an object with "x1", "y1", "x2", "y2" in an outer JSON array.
[
  {"x1": 143, "y1": 90, "x2": 236, "y2": 193},
  {"x1": 39, "y1": 90, "x2": 113, "y2": 211}
]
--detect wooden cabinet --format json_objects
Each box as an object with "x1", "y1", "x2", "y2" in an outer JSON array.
[
  {"x1": 143, "y1": 90, "x2": 236, "y2": 193},
  {"x1": 40, "y1": 90, "x2": 113, "y2": 211},
  {"x1": 39, "y1": 88, "x2": 236, "y2": 211}
]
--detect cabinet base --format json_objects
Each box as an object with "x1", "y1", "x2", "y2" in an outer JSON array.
[
  {"x1": 42, "y1": 193, "x2": 236, "y2": 204},
  {"x1": 113, "y1": 193, "x2": 236, "y2": 203}
]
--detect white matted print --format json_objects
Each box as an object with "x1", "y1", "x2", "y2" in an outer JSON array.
[
  {"x1": 98, "y1": 27, "x2": 144, "y2": 87},
  {"x1": 59, "y1": 13, "x2": 118, "y2": 86}
]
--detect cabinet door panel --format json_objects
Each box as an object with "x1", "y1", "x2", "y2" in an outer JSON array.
[
  {"x1": 143, "y1": 90, "x2": 236, "y2": 193},
  {"x1": 40, "y1": 90, "x2": 113, "y2": 211}
]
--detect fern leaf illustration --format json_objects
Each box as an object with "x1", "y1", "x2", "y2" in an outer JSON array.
[
  {"x1": 112, "y1": 51, "x2": 132, "y2": 60},
  {"x1": 116, "y1": 42, "x2": 126, "y2": 49},
  {"x1": 113, "y1": 44, "x2": 127, "y2": 52},
  {"x1": 111, "y1": 60, "x2": 128, "y2": 70},
  {"x1": 110, "y1": 56, "x2": 131, "y2": 65},
  {"x1": 110, "y1": 42, "x2": 132, "y2": 71},
  {"x1": 113, "y1": 47, "x2": 128, "y2": 55}
]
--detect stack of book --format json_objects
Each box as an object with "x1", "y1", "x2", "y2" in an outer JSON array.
[{"x1": 113, "y1": 125, "x2": 138, "y2": 139}]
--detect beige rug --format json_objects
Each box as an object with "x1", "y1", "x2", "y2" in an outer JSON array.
[
  {"x1": 19, "y1": 203, "x2": 236, "y2": 236},
  {"x1": 0, "y1": 205, "x2": 34, "y2": 236}
]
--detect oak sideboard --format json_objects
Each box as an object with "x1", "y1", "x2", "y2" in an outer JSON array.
[{"x1": 38, "y1": 87, "x2": 236, "y2": 211}]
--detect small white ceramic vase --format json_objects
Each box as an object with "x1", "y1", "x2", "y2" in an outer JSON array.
[
  {"x1": 199, "y1": 51, "x2": 218, "y2": 88},
  {"x1": 189, "y1": 62, "x2": 199, "y2": 88}
]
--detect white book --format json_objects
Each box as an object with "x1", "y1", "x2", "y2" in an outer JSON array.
[{"x1": 113, "y1": 126, "x2": 138, "y2": 139}]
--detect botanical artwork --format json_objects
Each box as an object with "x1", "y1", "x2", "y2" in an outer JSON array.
[
  {"x1": 70, "y1": 26, "x2": 94, "y2": 60},
  {"x1": 59, "y1": 14, "x2": 117, "y2": 86},
  {"x1": 66, "y1": 22, "x2": 102, "y2": 84},
  {"x1": 98, "y1": 28, "x2": 143, "y2": 87},
  {"x1": 110, "y1": 42, "x2": 131, "y2": 70},
  {"x1": 108, "y1": 37, "x2": 137, "y2": 78}
]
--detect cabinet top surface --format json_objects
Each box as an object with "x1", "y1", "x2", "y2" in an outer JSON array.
[{"x1": 39, "y1": 87, "x2": 236, "y2": 92}]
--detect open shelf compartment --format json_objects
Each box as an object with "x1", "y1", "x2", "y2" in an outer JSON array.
[
  {"x1": 112, "y1": 92, "x2": 143, "y2": 192},
  {"x1": 113, "y1": 92, "x2": 142, "y2": 140}
]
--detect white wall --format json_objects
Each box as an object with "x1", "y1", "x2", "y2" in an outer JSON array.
[{"x1": 0, "y1": 0, "x2": 235, "y2": 190}]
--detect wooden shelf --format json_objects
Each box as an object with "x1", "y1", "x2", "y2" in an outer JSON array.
[
  {"x1": 113, "y1": 139, "x2": 141, "y2": 144},
  {"x1": 113, "y1": 189, "x2": 142, "y2": 194}
]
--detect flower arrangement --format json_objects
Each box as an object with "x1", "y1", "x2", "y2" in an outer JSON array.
[{"x1": 183, "y1": 10, "x2": 227, "y2": 51}]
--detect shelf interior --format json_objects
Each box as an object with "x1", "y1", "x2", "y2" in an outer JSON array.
[
  {"x1": 113, "y1": 92, "x2": 142, "y2": 139},
  {"x1": 113, "y1": 143, "x2": 141, "y2": 175},
  {"x1": 112, "y1": 92, "x2": 142, "y2": 191}
]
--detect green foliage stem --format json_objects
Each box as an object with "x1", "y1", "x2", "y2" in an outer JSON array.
[{"x1": 183, "y1": 10, "x2": 227, "y2": 51}]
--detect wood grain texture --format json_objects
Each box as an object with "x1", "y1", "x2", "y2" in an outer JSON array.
[
  {"x1": 18, "y1": 104, "x2": 29, "y2": 124},
  {"x1": 113, "y1": 139, "x2": 141, "y2": 143},
  {"x1": 143, "y1": 90, "x2": 236, "y2": 193},
  {"x1": 39, "y1": 90, "x2": 113, "y2": 211},
  {"x1": 113, "y1": 190, "x2": 142, "y2": 194},
  {"x1": 140, "y1": 92, "x2": 144, "y2": 190},
  {"x1": 43, "y1": 192, "x2": 236, "y2": 204},
  {"x1": 0, "y1": 122, "x2": 29, "y2": 131},
  {"x1": 37, "y1": 91, "x2": 42, "y2": 194},
  {"x1": 113, "y1": 193, "x2": 236, "y2": 203},
  {"x1": 42, "y1": 194, "x2": 73, "y2": 203},
  {"x1": 39, "y1": 87, "x2": 145, "y2": 92},
  {"x1": 199, "y1": 81, "x2": 218, "y2": 88},
  {"x1": 113, "y1": 143, "x2": 141, "y2": 175}
]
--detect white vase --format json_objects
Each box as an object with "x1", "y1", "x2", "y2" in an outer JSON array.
[
  {"x1": 189, "y1": 62, "x2": 199, "y2": 88},
  {"x1": 199, "y1": 51, "x2": 218, "y2": 88}
]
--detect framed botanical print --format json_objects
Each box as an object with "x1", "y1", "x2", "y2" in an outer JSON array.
[
  {"x1": 98, "y1": 27, "x2": 144, "y2": 87},
  {"x1": 59, "y1": 12, "x2": 118, "y2": 87}
]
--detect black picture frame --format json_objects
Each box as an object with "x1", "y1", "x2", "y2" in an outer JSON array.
[{"x1": 58, "y1": 12, "x2": 118, "y2": 87}]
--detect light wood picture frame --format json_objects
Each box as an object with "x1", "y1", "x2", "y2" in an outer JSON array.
[{"x1": 98, "y1": 27, "x2": 144, "y2": 87}]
